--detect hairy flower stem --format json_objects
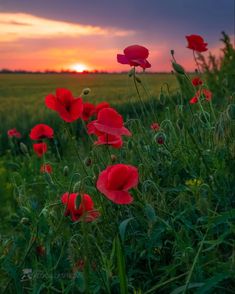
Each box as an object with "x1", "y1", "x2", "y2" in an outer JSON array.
[{"x1": 64, "y1": 123, "x2": 89, "y2": 176}]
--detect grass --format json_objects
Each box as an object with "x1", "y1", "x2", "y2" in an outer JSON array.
[{"x1": 0, "y1": 63, "x2": 235, "y2": 293}]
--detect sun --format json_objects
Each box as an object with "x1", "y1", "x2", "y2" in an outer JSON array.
[{"x1": 70, "y1": 63, "x2": 89, "y2": 72}]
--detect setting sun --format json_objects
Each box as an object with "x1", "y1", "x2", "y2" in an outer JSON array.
[{"x1": 70, "y1": 63, "x2": 89, "y2": 72}]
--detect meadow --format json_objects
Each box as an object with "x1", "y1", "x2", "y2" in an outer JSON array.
[{"x1": 0, "y1": 35, "x2": 235, "y2": 293}]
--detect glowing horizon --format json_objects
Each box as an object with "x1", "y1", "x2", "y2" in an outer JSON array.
[{"x1": 0, "y1": 8, "x2": 233, "y2": 72}]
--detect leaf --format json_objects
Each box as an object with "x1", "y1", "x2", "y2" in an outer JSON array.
[
  {"x1": 144, "y1": 204, "x2": 157, "y2": 223},
  {"x1": 119, "y1": 217, "x2": 134, "y2": 242},
  {"x1": 115, "y1": 236, "x2": 128, "y2": 294},
  {"x1": 195, "y1": 273, "x2": 230, "y2": 294},
  {"x1": 170, "y1": 283, "x2": 204, "y2": 294}
]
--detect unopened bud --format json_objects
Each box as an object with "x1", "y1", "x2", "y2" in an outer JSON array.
[
  {"x1": 20, "y1": 217, "x2": 30, "y2": 225},
  {"x1": 84, "y1": 158, "x2": 92, "y2": 167},
  {"x1": 73, "y1": 181, "x2": 81, "y2": 192},
  {"x1": 172, "y1": 62, "x2": 185, "y2": 75},
  {"x1": 110, "y1": 154, "x2": 117, "y2": 162},
  {"x1": 227, "y1": 104, "x2": 235, "y2": 120},
  {"x1": 170, "y1": 49, "x2": 175, "y2": 56},
  {"x1": 82, "y1": 88, "x2": 91, "y2": 95},
  {"x1": 135, "y1": 76, "x2": 141, "y2": 83},
  {"x1": 20, "y1": 142, "x2": 28, "y2": 154},
  {"x1": 63, "y1": 165, "x2": 69, "y2": 177}
]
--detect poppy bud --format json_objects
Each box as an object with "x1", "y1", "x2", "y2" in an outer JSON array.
[
  {"x1": 155, "y1": 132, "x2": 166, "y2": 145},
  {"x1": 20, "y1": 142, "x2": 28, "y2": 154},
  {"x1": 73, "y1": 181, "x2": 81, "y2": 192},
  {"x1": 226, "y1": 104, "x2": 235, "y2": 120},
  {"x1": 82, "y1": 88, "x2": 91, "y2": 95},
  {"x1": 135, "y1": 76, "x2": 142, "y2": 83},
  {"x1": 172, "y1": 62, "x2": 185, "y2": 75},
  {"x1": 84, "y1": 158, "x2": 92, "y2": 167},
  {"x1": 36, "y1": 245, "x2": 46, "y2": 257},
  {"x1": 110, "y1": 154, "x2": 117, "y2": 162},
  {"x1": 170, "y1": 49, "x2": 175, "y2": 56},
  {"x1": 63, "y1": 165, "x2": 69, "y2": 176},
  {"x1": 128, "y1": 68, "x2": 135, "y2": 77},
  {"x1": 20, "y1": 217, "x2": 30, "y2": 225}
]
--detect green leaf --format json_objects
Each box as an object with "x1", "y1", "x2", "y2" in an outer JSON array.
[
  {"x1": 119, "y1": 217, "x2": 134, "y2": 242},
  {"x1": 115, "y1": 236, "x2": 128, "y2": 294}
]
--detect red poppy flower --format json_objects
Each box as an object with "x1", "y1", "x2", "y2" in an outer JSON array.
[
  {"x1": 45, "y1": 88, "x2": 83, "y2": 122},
  {"x1": 30, "y1": 124, "x2": 54, "y2": 140},
  {"x1": 33, "y1": 142, "x2": 47, "y2": 157},
  {"x1": 95, "y1": 102, "x2": 110, "y2": 114},
  {"x1": 81, "y1": 102, "x2": 96, "y2": 121},
  {"x1": 190, "y1": 89, "x2": 212, "y2": 104},
  {"x1": 40, "y1": 163, "x2": 52, "y2": 173},
  {"x1": 192, "y1": 77, "x2": 203, "y2": 87},
  {"x1": 186, "y1": 35, "x2": 208, "y2": 52},
  {"x1": 7, "y1": 128, "x2": 21, "y2": 138},
  {"x1": 61, "y1": 192, "x2": 100, "y2": 222},
  {"x1": 202, "y1": 89, "x2": 212, "y2": 101},
  {"x1": 95, "y1": 134, "x2": 123, "y2": 148},
  {"x1": 190, "y1": 96, "x2": 198, "y2": 104},
  {"x1": 97, "y1": 164, "x2": 139, "y2": 204},
  {"x1": 117, "y1": 45, "x2": 151, "y2": 69},
  {"x1": 151, "y1": 122, "x2": 160, "y2": 131},
  {"x1": 90, "y1": 108, "x2": 131, "y2": 137}
]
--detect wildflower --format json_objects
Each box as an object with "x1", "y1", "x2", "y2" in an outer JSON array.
[
  {"x1": 186, "y1": 34, "x2": 208, "y2": 52},
  {"x1": 190, "y1": 89, "x2": 212, "y2": 104},
  {"x1": 95, "y1": 134, "x2": 123, "y2": 148},
  {"x1": 81, "y1": 102, "x2": 96, "y2": 121},
  {"x1": 185, "y1": 178, "x2": 202, "y2": 187},
  {"x1": 30, "y1": 124, "x2": 54, "y2": 140},
  {"x1": 33, "y1": 142, "x2": 47, "y2": 157},
  {"x1": 88, "y1": 107, "x2": 131, "y2": 137},
  {"x1": 117, "y1": 45, "x2": 151, "y2": 69},
  {"x1": 95, "y1": 102, "x2": 110, "y2": 115},
  {"x1": 97, "y1": 164, "x2": 139, "y2": 204},
  {"x1": 151, "y1": 122, "x2": 160, "y2": 131},
  {"x1": 45, "y1": 88, "x2": 83, "y2": 122},
  {"x1": 40, "y1": 163, "x2": 52, "y2": 174},
  {"x1": 36, "y1": 245, "x2": 46, "y2": 257},
  {"x1": 61, "y1": 193, "x2": 99, "y2": 222},
  {"x1": 192, "y1": 77, "x2": 203, "y2": 87},
  {"x1": 7, "y1": 128, "x2": 21, "y2": 138}
]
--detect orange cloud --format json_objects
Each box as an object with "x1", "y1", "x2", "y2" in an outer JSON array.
[{"x1": 0, "y1": 12, "x2": 135, "y2": 42}]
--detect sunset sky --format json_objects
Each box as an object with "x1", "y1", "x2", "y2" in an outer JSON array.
[{"x1": 0, "y1": 0, "x2": 234, "y2": 72}]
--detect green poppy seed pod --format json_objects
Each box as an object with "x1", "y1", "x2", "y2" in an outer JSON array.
[
  {"x1": 20, "y1": 217, "x2": 30, "y2": 225},
  {"x1": 172, "y1": 62, "x2": 185, "y2": 75},
  {"x1": 63, "y1": 165, "x2": 69, "y2": 177},
  {"x1": 20, "y1": 142, "x2": 28, "y2": 154},
  {"x1": 82, "y1": 88, "x2": 91, "y2": 95},
  {"x1": 226, "y1": 104, "x2": 235, "y2": 120}
]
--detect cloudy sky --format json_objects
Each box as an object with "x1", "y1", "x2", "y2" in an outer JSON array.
[{"x1": 0, "y1": 0, "x2": 234, "y2": 71}]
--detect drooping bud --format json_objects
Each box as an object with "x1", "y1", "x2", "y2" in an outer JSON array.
[
  {"x1": 82, "y1": 88, "x2": 91, "y2": 95},
  {"x1": 63, "y1": 165, "x2": 69, "y2": 177},
  {"x1": 226, "y1": 104, "x2": 235, "y2": 120},
  {"x1": 172, "y1": 62, "x2": 185, "y2": 75},
  {"x1": 20, "y1": 142, "x2": 28, "y2": 154},
  {"x1": 110, "y1": 154, "x2": 117, "y2": 162}
]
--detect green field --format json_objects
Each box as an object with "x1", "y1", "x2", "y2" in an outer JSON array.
[{"x1": 0, "y1": 73, "x2": 176, "y2": 122}]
